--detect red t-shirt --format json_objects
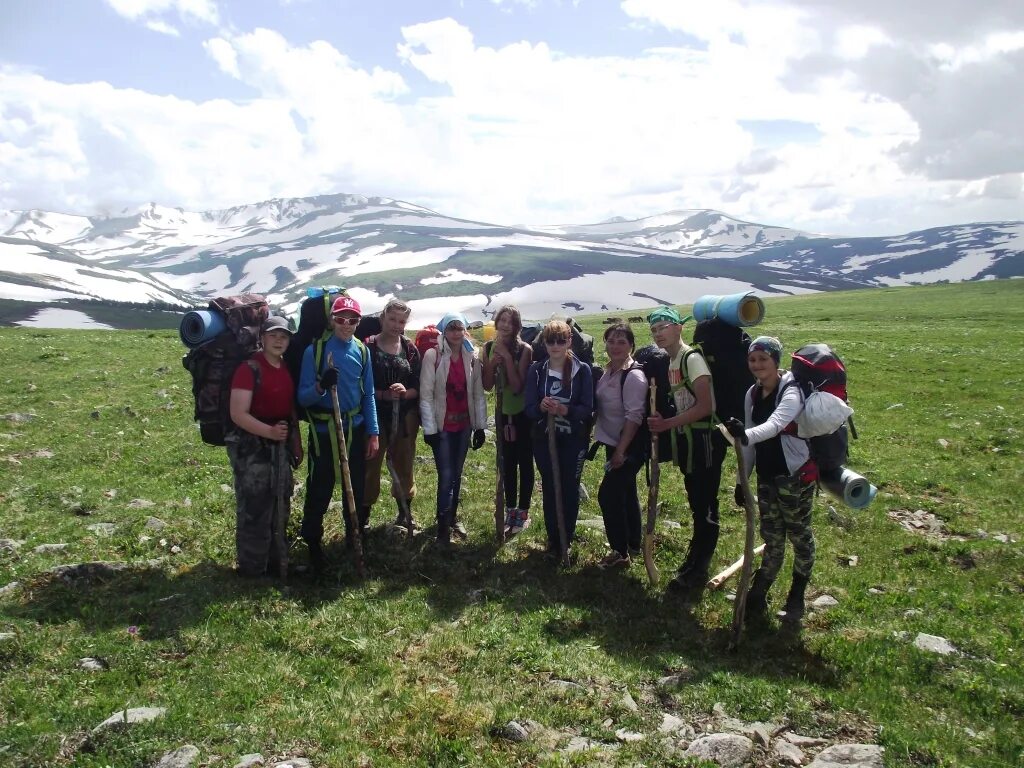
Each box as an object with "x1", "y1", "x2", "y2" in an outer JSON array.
[
  {"x1": 443, "y1": 355, "x2": 470, "y2": 432},
  {"x1": 231, "y1": 353, "x2": 295, "y2": 423}
]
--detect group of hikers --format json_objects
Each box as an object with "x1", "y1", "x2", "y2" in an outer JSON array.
[{"x1": 223, "y1": 295, "x2": 818, "y2": 625}]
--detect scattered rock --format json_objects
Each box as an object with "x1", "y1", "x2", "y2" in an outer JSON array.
[
  {"x1": 33, "y1": 543, "x2": 69, "y2": 555},
  {"x1": 153, "y1": 744, "x2": 199, "y2": 768},
  {"x1": 615, "y1": 728, "x2": 645, "y2": 743},
  {"x1": 684, "y1": 733, "x2": 754, "y2": 768},
  {"x1": 993, "y1": 533, "x2": 1010, "y2": 543},
  {"x1": 914, "y1": 633, "x2": 958, "y2": 656},
  {"x1": 903, "y1": 609, "x2": 922, "y2": 618},
  {"x1": 619, "y1": 689, "x2": 639, "y2": 712},
  {"x1": 784, "y1": 733, "x2": 829, "y2": 747},
  {"x1": 220, "y1": 484, "x2": 233, "y2": 494},
  {"x1": 658, "y1": 713, "x2": 693, "y2": 738},
  {"x1": 837, "y1": 554, "x2": 859, "y2": 567},
  {"x1": 662, "y1": 520, "x2": 682, "y2": 529},
  {"x1": 92, "y1": 706, "x2": 167, "y2": 733},
  {"x1": 103, "y1": 489, "x2": 118, "y2": 499},
  {"x1": 744, "y1": 721, "x2": 774, "y2": 747},
  {"x1": 657, "y1": 671, "x2": 693, "y2": 689},
  {"x1": 128, "y1": 498, "x2": 156, "y2": 509},
  {"x1": 0, "y1": 538, "x2": 25, "y2": 552},
  {"x1": 233, "y1": 755, "x2": 265, "y2": 768},
  {"x1": 86, "y1": 523, "x2": 117, "y2": 537},
  {"x1": 2, "y1": 413, "x2": 34, "y2": 423},
  {"x1": 271, "y1": 759, "x2": 311, "y2": 768},
  {"x1": 0, "y1": 632, "x2": 15, "y2": 643},
  {"x1": 144, "y1": 517, "x2": 168, "y2": 531},
  {"x1": 807, "y1": 743, "x2": 884, "y2": 768},
  {"x1": 937, "y1": 438, "x2": 950, "y2": 449},
  {"x1": 0, "y1": 581, "x2": 21, "y2": 597},
  {"x1": 887, "y1": 508, "x2": 949, "y2": 538},
  {"x1": 68, "y1": 502, "x2": 93, "y2": 516},
  {"x1": 547, "y1": 679, "x2": 584, "y2": 693},
  {"x1": 774, "y1": 739, "x2": 806, "y2": 765},
  {"x1": 500, "y1": 720, "x2": 530, "y2": 742},
  {"x1": 867, "y1": 587, "x2": 884, "y2": 595},
  {"x1": 29, "y1": 449, "x2": 55, "y2": 459},
  {"x1": 560, "y1": 735, "x2": 616, "y2": 754},
  {"x1": 78, "y1": 657, "x2": 109, "y2": 671},
  {"x1": 812, "y1": 595, "x2": 839, "y2": 610}
]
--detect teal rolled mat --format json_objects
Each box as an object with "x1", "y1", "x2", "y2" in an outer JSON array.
[
  {"x1": 821, "y1": 467, "x2": 877, "y2": 509},
  {"x1": 179, "y1": 310, "x2": 226, "y2": 349},
  {"x1": 692, "y1": 292, "x2": 765, "y2": 327}
]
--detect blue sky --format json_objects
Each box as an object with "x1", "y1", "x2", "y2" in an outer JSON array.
[{"x1": 1, "y1": 0, "x2": 1022, "y2": 234}]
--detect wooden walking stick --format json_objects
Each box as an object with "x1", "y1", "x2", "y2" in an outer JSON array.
[
  {"x1": 547, "y1": 412, "x2": 570, "y2": 567},
  {"x1": 387, "y1": 397, "x2": 413, "y2": 538},
  {"x1": 494, "y1": 365, "x2": 506, "y2": 543},
  {"x1": 707, "y1": 544, "x2": 765, "y2": 590},
  {"x1": 720, "y1": 423, "x2": 756, "y2": 648},
  {"x1": 642, "y1": 380, "x2": 660, "y2": 586},
  {"x1": 272, "y1": 439, "x2": 290, "y2": 581},
  {"x1": 326, "y1": 352, "x2": 366, "y2": 578}
]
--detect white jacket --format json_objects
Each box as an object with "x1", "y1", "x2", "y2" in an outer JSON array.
[
  {"x1": 740, "y1": 370, "x2": 810, "y2": 479},
  {"x1": 419, "y1": 344, "x2": 487, "y2": 435}
]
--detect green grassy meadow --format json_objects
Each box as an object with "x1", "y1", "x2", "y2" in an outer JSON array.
[{"x1": 1, "y1": 281, "x2": 1022, "y2": 767}]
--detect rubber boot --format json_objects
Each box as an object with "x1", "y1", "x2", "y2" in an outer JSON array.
[
  {"x1": 436, "y1": 509, "x2": 451, "y2": 544},
  {"x1": 306, "y1": 539, "x2": 325, "y2": 579},
  {"x1": 745, "y1": 569, "x2": 772, "y2": 623},
  {"x1": 781, "y1": 572, "x2": 809, "y2": 623}
]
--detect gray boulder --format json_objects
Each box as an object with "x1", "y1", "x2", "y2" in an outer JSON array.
[
  {"x1": 92, "y1": 706, "x2": 167, "y2": 733},
  {"x1": 684, "y1": 733, "x2": 754, "y2": 767},
  {"x1": 808, "y1": 744, "x2": 884, "y2": 768},
  {"x1": 153, "y1": 745, "x2": 199, "y2": 768}
]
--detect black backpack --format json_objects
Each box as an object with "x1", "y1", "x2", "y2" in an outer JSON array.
[
  {"x1": 690, "y1": 319, "x2": 755, "y2": 424},
  {"x1": 182, "y1": 293, "x2": 270, "y2": 446},
  {"x1": 530, "y1": 317, "x2": 595, "y2": 366},
  {"x1": 790, "y1": 343, "x2": 856, "y2": 479},
  {"x1": 633, "y1": 344, "x2": 674, "y2": 462}
]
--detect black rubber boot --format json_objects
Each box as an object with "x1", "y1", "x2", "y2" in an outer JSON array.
[
  {"x1": 781, "y1": 572, "x2": 809, "y2": 623},
  {"x1": 745, "y1": 569, "x2": 772, "y2": 623},
  {"x1": 306, "y1": 539, "x2": 325, "y2": 579}
]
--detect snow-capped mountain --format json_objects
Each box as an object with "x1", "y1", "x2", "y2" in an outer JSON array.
[{"x1": 2, "y1": 193, "x2": 1021, "y2": 328}]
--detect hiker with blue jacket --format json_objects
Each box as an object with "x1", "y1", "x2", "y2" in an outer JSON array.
[
  {"x1": 297, "y1": 295, "x2": 379, "y2": 574},
  {"x1": 525, "y1": 319, "x2": 595, "y2": 562},
  {"x1": 419, "y1": 312, "x2": 487, "y2": 544},
  {"x1": 646, "y1": 306, "x2": 727, "y2": 597},
  {"x1": 593, "y1": 322, "x2": 648, "y2": 569},
  {"x1": 725, "y1": 335, "x2": 816, "y2": 624}
]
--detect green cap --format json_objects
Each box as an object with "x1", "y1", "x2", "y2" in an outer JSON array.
[{"x1": 647, "y1": 306, "x2": 683, "y2": 325}]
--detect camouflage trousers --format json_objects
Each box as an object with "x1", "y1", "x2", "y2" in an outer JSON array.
[
  {"x1": 757, "y1": 473, "x2": 816, "y2": 584},
  {"x1": 226, "y1": 432, "x2": 293, "y2": 576}
]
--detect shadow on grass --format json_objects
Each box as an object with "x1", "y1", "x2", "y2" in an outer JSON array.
[{"x1": 5, "y1": 521, "x2": 839, "y2": 690}]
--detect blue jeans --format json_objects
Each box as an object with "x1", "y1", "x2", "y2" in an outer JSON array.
[
  {"x1": 430, "y1": 427, "x2": 471, "y2": 523},
  {"x1": 533, "y1": 430, "x2": 587, "y2": 550}
]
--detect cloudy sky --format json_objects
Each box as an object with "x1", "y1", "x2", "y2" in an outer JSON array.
[{"x1": 2, "y1": 0, "x2": 1022, "y2": 235}]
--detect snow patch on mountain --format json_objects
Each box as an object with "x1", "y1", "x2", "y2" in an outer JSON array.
[{"x1": 421, "y1": 269, "x2": 502, "y2": 285}]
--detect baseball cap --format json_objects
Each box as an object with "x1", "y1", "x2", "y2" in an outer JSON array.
[
  {"x1": 261, "y1": 316, "x2": 294, "y2": 335},
  {"x1": 331, "y1": 295, "x2": 362, "y2": 316}
]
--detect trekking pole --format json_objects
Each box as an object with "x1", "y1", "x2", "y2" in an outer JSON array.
[
  {"x1": 272, "y1": 437, "x2": 290, "y2": 581},
  {"x1": 494, "y1": 365, "x2": 506, "y2": 543},
  {"x1": 642, "y1": 380, "x2": 660, "y2": 586},
  {"x1": 719, "y1": 423, "x2": 756, "y2": 649},
  {"x1": 327, "y1": 352, "x2": 366, "y2": 578},
  {"x1": 383, "y1": 365, "x2": 413, "y2": 538},
  {"x1": 547, "y1": 412, "x2": 570, "y2": 567}
]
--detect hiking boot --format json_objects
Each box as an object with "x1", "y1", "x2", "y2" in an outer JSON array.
[
  {"x1": 306, "y1": 540, "x2": 326, "y2": 578},
  {"x1": 436, "y1": 511, "x2": 452, "y2": 544},
  {"x1": 745, "y1": 569, "x2": 772, "y2": 623},
  {"x1": 451, "y1": 521, "x2": 468, "y2": 541},
  {"x1": 358, "y1": 505, "x2": 371, "y2": 529},
  {"x1": 507, "y1": 508, "x2": 531, "y2": 536},
  {"x1": 666, "y1": 567, "x2": 708, "y2": 600},
  {"x1": 598, "y1": 551, "x2": 631, "y2": 570},
  {"x1": 780, "y1": 573, "x2": 809, "y2": 624}
]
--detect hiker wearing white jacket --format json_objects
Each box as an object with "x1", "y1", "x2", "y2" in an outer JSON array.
[{"x1": 724, "y1": 335, "x2": 816, "y2": 626}]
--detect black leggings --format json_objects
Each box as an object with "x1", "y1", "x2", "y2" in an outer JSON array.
[{"x1": 499, "y1": 410, "x2": 534, "y2": 510}]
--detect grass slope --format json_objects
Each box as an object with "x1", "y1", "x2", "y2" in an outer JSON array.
[{"x1": 1, "y1": 281, "x2": 1022, "y2": 767}]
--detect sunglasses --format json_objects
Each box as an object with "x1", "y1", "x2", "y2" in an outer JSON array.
[
  {"x1": 649, "y1": 323, "x2": 674, "y2": 335},
  {"x1": 333, "y1": 316, "x2": 360, "y2": 326},
  {"x1": 545, "y1": 336, "x2": 568, "y2": 346}
]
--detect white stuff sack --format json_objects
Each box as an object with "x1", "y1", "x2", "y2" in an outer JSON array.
[{"x1": 796, "y1": 391, "x2": 854, "y2": 438}]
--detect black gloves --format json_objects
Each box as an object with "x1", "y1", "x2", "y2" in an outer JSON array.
[
  {"x1": 724, "y1": 417, "x2": 748, "y2": 445},
  {"x1": 424, "y1": 432, "x2": 441, "y2": 448},
  {"x1": 472, "y1": 429, "x2": 486, "y2": 450},
  {"x1": 734, "y1": 483, "x2": 745, "y2": 507},
  {"x1": 319, "y1": 367, "x2": 339, "y2": 391}
]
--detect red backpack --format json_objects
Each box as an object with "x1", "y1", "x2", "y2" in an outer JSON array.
[{"x1": 414, "y1": 325, "x2": 440, "y2": 360}]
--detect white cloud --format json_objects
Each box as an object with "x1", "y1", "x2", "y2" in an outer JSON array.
[
  {"x1": 105, "y1": 0, "x2": 219, "y2": 26},
  {"x1": 144, "y1": 19, "x2": 180, "y2": 36}
]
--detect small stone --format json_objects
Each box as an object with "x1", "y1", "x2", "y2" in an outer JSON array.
[
  {"x1": 30, "y1": 449, "x2": 55, "y2": 458},
  {"x1": 993, "y1": 534, "x2": 1009, "y2": 543},
  {"x1": 271, "y1": 760, "x2": 311, "y2": 768},
  {"x1": 78, "y1": 657, "x2": 109, "y2": 671},
  {"x1": 2, "y1": 413, "x2": 34, "y2": 423},
  {"x1": 903, "y1": 608, "x2": 922, "y2": 618},
  {"x1": 745, "y1": 722, "x2": 774, "y2": 747},
  {"x1": 774, "y1": 739, "x2": 806, "y2": 765},
  {"x1": 784, "y1": 733, "x2": 829, "y2": 747},
  {"x1": 86, "y1": 523, "x2": 117, "y2": 537},
  {"x1": 620, "y1": 690, "x2": 639, "y2": 712},
  {"x1": 152, "y1": 744, "x2": 199, "y2": 768},
  {"x1": 144, "y1": 517, "x2": 168, "y2": 531},
  {"x1": 615, "y1": 728, "x2": 645, "y2": 742},
  {"x1": 92, "y1": 706, "x2": 167, "y2": 733},
  {"x1": 662, "y1": 520, "x2": 682, "y2": 529},
  {"x1": 233, "y1": 755, "x2": 265, "y2": 768},
  {"x1": 220, "y1": 484, "x2": 233, "y2": 493},
  {"x1": 937, "y1": 438, "x2": 950, "y2": 448},
  {"x1": 561, "y1": 736, "x2": 614, "y2": 754},
  {"x1": 0, "y1": 538, "x2": 25, "y2": 552},
  {"x1": 103, "y1": 489, "x2": 118, "y2": 499},
  {"x1": 548, "y1": 679, "x2": 584, "y2": 692},
  {"x1": 807, "y1": 743, "x2": 884, "y2": 768},
  {"x1": 658, "y1": 713, "x2": 695, "y2": 739},
  {"x1": 914, "y1": 633, "x2": 958, "y2": 656},
  {"x1": 33, "y1": 543, "x2": 69, "y2": 555},
  {"x1": 91, "y1": 410, "x2": 101, "y2": 419},
  {"x1": 170, "y1": 545, "x2": 182, "y2": 555},
  {"x1": 684, "y1": 733, "x2": 754, "y2": 768},
  {"x1": 501, "y1": 720, "x2": 530, "y2": 742},
  {"x1": 657, "y1": 672, "x2": 692, "y2": 689},
  {"x1": 0, "y1": 581, "x2": 21, "y2": 597},
  {"x1": 812, "y1": 595, "x2": 839, "y2": 609},
  {"x1": 838, "y1": 554, "x2": 858, "y2": 567},
  {"x1": 867, "y1": 587, "x2": 884, "y2": 595}
]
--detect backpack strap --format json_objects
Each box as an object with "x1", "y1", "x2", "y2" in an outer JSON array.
[
  {"x1": 306, "y1": 335, "x2": 368, "y2": 473},
  {"x1": 674, "y1": 348, "x2": 717, "y2": 473}
]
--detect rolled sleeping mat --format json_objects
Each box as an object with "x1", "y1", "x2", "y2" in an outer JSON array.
[
  {"x1": 692, "y1": 292, "x2": 765, "y2": 328},
  {"x1": 179, "y1": 309, "x2": 226, "y2": 349},
  {"x1": 821, "y1": 466, "x2": 878, "y2": 510}
]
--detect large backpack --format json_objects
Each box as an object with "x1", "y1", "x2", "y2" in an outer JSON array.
[
  {"x1": 789, "y1": 343, "x2": 856, "y2": 478},
  {"x1": 284, "y1": 287, "x2": 347, "y2": 391},
  {"x1": 633, "y1": 344, "x2": 674, "y2": 462},
  {"x1": 690, "y1": 318, "x2": 755, "y2": 424},
  {"x1": 414, "y1": 326, "x2": 440, "y2": 360},
  {"x1": 182, "y1": 293, "x2": 270, "y2": 446},
  {"x1": 530, "y1": 317, "x2": 595, "y2": 366}
]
